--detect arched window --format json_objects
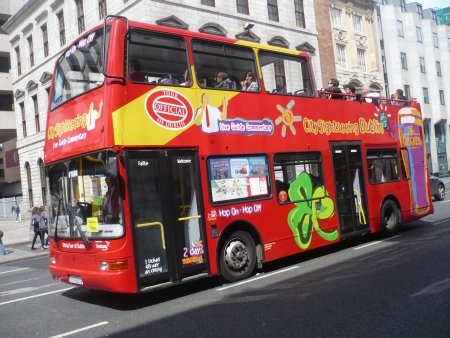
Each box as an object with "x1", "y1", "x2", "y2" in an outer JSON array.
[
  {"x1": 25, "y1": 162, "x2": 33, "y2": 208},
  {"x1": 38, "y1": 158, "x2": 46, "y2": 206}
]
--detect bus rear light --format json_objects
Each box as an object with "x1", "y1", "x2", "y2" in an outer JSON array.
[
  {"x1": 100, "y1": 261, "x2": 128, "y2": 271},
  {"x1": 50, "y1": 256, "x2": 56, "y2": 264}
]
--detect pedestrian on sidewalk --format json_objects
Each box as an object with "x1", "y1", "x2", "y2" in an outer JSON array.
[
  {"x1": 11, "y1": 201, "x2": 20, "y2": 222},
  {"x1": 38, "y1": 206, "x2": 49, "y2": 249},
  {"x1": 0, "y1": 230, "x2": 7, "y2": 255},
  {"x1": 30, "y1": 207, "x2": 42, "y2": 250}
]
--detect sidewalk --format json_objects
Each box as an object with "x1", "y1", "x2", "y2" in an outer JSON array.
[{"x1": 0, "y1": 216, "x2": 48, "y2": 264}]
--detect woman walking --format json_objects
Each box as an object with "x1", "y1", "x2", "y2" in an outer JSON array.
[
  {"x1": 30, "y1": 207, "x2": 42, "y2": 250},
  {"x1": 37, "y1": 206, "x2": 49, "y2": 249}
]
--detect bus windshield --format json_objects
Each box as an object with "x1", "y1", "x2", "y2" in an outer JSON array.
[
  {"x1": 51, "y1": 27, "x2": 109, "y2": 110},
  {"x1": 46, "y1": 150, "x2": 123, "y2": 240}
]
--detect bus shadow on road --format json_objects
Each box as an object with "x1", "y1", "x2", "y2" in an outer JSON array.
[{"x1": 59, "y1": 218, "x2": 435, "y2": 310}]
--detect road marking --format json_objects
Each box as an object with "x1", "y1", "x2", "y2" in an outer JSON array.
[
  {"x1": 49, "y1": 322, "x2": 109, "y2": 338},
  {"x1": 0, "y1": 282, "x2": 61, "y2": 295},
  {"x1": 440, "y1": 200, "x2": 450, "y2": 203},
  {"x1": 0, "y1": 287, "x2": 73, "y2": 306},
  {"x1": 0, "y1": 268, "x2": 30, "y2": 275},
  {"x1": 0, "y1": 278, "x2": 38, "y2": 287},
  {"x1": 435, "y1": 219, "x2": 450, "y2": 225},
  {"x1": 353, "y1": 234, "x2": 401, "y2": 250},
  {"x1": 216, "y1": 266, "x2": 299, "y2": 291}
]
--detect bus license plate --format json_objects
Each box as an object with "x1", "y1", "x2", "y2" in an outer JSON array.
[{"x1": 69, "y1": 275, "x2": 83, "y2": 285}]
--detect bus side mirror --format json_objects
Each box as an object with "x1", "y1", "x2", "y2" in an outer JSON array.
[{"x1": 107, "y1": 157, "x2": 118, "y2": 178}]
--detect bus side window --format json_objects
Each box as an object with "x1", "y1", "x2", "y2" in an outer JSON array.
[
  {"x1": 191, "y1": 39, "x2": 257, "y2": 92},
  {"x1": 259, "y1": 51, "x2": 313, "y2": 97},
  {"x1": 128, "y1": 31, "x2": 189, "y2": 87}
]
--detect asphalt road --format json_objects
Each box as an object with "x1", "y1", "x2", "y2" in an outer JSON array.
[{"x1": 1, "y1": 198, "x2": 449, "y2": 337}]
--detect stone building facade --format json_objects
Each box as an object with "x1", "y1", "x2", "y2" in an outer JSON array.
[{"x1": 2, "y1": 0, "x2": 322, "y2": 209}]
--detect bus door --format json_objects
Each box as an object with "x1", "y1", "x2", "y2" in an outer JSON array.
[
  {"x1": 331, "y1": 143, "x2": 370, "y2": 237},
  {"x1": 126, "y1": 150, "x2": 208, "y2": 290}
]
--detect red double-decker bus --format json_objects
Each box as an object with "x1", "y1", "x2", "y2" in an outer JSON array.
[{"x1": 44, "y1": 16, "x2": 433, "y2": 293}]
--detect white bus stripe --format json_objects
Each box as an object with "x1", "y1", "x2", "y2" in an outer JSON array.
[{"x1": 49, "y1": 322, "x2": 109, "y2": 338}]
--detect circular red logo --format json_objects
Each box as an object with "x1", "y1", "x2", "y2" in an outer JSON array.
[{"x1": 145, "y1": 89, "x2": 194, "y2": 130}]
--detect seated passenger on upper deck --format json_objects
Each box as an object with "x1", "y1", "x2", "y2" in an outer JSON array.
[
  {"x1": 128, "y1": 59, "x2": 147, "y2": 82},
  {"x1": 215, "y1": 71, "x2": 234, "y2": 89},
  {"x1": 242, "y1": 71, "x2": 258, "y2": 92},
  {"x1": 323, "y1": 78, "x2": 343, "y2": 100}
]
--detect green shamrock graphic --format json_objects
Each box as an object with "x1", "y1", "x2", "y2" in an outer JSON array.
[{"x1": 287, "y1": 172, "x2": 338, "y2": 249}]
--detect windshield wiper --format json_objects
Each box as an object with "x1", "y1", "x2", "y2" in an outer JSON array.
[{"x1": 66, "y1": 202, "x2": 90, "y2": 244}]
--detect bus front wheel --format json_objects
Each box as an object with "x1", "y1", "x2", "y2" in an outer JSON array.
[
  {"x1": 380, "y1": 200, "x2": 400, "y2": 236},
  {"x1": 219, "y1": 231, "x2": 256, "y2": 282}
]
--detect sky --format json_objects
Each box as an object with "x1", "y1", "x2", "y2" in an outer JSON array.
[{"x1": 410, "y1": 0, "x2": 450, "y2": 9}]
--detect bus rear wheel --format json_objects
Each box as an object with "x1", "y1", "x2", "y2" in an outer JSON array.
[
  {"x1": 219, "y1": 231, "x2": 256, "y2": 283},
  {"x1": 380, "y1": 200, "x2": 400, "y2": 236}
]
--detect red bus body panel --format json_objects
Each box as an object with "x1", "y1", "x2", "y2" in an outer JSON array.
[{"x1": 45, "y1": 18, "x2": 433, "y2": 293}]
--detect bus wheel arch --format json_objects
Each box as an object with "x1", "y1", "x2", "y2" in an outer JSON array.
[
  {"x1": 218, "y1": 221, "x2": 262, "y2": 283},
  {"x1": 380, "y1": 197, "x2": 401, "y2": 236}
]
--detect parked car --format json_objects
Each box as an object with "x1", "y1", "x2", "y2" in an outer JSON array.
[{"x1": 430, "y1": 175, "x2": 445, "y2": 201}]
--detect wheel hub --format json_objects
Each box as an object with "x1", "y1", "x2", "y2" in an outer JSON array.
[{"x1": 225, "y1": 240, "x2": 248, "y2": 270}]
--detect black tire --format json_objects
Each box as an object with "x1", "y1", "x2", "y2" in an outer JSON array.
[
  {"x1": 219, "y1": 231, "x2": 256, "y2": 283},
  {"x1": 380, "y1": 200, "x2": 400, "y2": 236},
  {"x1": 434, "y1": 184, "x2": 445, "y2": 201}
]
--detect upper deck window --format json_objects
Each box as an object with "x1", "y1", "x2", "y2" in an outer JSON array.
[
  {"x1": 192, "y1": 40, "x2": 257, "y2": 91},
  {"x1": 51, "y1": 27, "x2": 108, "y2": 110},
  {"x1": 128, "y1": 30, "x2": 189, "y2": 85},
  {"x1": 259, "y1": 51, "x2": 313, "y2": 96}
]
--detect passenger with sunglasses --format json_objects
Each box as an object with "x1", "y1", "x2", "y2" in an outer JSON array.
[{"x1": 323, "y1": 78, "x2": 343, "y2": 100}]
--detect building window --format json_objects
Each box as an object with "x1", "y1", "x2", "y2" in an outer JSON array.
[
  {"x1": 27, "y1": 36, "x2": 34, "y2": 67},
  {"x1": 423, "y1": 88, "x2": 429, "y2": 104},
  {"x1": 15, "y1": 47, "x2": 21, "y2": 76},
  {"x1": 332, "y1": 8, "x2": 342, "y2": 26},
  {"x1": 26, "y1": 162, "x2": 33, "y2": 207},
  {"x1": 20, "y1": 102, "x2": 26, "y2": 138},
  {"x1": 57, "y1": 11, "x2": 66, "y2": 46},
  {"x1": 440, "y1": 90, "x2": 445, "y2": 105},
  {"x1": 336, "y1": 44, "x2": 346, "y2": 69},
  {"x1": 294, "y1": 0, "x2": 305, "y2": 28},
  {"x1": 99, "y1": 0, "x2": 107, "y2": 19},
  {"x1": 274, "y1": 60, "x2": 286, "y2": 90},
  {"x1": 404, "y1": 85, "x2": 410, "y2": 99},
  {"x1": 353, "y1": 15, "x2": 362, "y2": 32},
  {"x1": 42, "y1": 24, "x2": 49, "y2": 57},
  {"x1": 236, "y1": 0, "x2": 249, "y2": 15},
  {"x1": 201, "y1": 0, "x2": 215, "y2": 6},
  {"x1": 400, "y1": 53, "x2": 407, "y2": 69},
  {"x1": 437, "y1": 61, "x2": 442, "y2": 76},
  {"x1": 38, "y1": 158, "x2": 46, "y2": 206},
  {"x1": 419, "y1": 57, "x2": 426, "y2": 73},
  {"x1": 397, "y1": 21, "x2": 404, "y2": 37},
  {"x1": 416, "y1": 27, "x2": 422, "y2": 42},
  {"x1": 400, "y1": 0, "x2": 406, "y2": 12},
  {"x1": 416, "y1": 5, "x2": 423, "y2": 18},
  {"x1": 433, "y1": 33, "x2": 438, "y2": 48},
  {"x1": 267, "y1": 0, "x2": 279, "y2": 22},
  {"x1": 76, "y1": 0, "x2": 85, "y2": 34},
  {"x1": 32, "y1": 95, "x2": 40, "y2": 133},
  {"x1": 357, "y1": 49, "x2": 366, "y2": 72},
  {"x1": 432, "y1": 11, "x2": 438, "y2": 25}
]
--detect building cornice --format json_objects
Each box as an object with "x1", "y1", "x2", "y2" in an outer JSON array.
[{"x1": 3, "y1": 0, "x2": 46, "y2": 34}]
